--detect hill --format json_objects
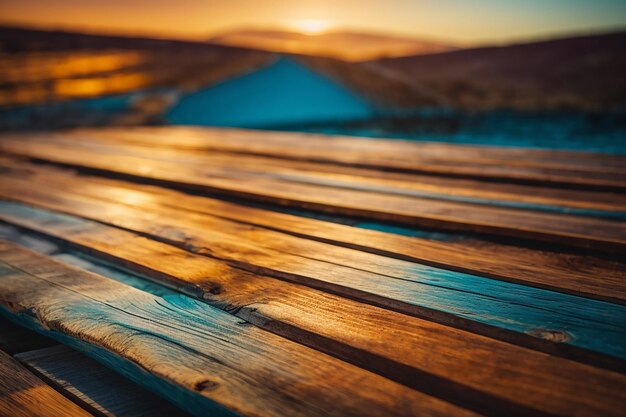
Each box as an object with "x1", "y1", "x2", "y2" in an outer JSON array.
[
  {"x1": 0, "y1": 25, "x2": 244, "y2": 53},
  {"x1": 0, "y1": 26, "x2": 272, "y2": 108},
  {"x1": 369, "y1": 31, "x2": 626, "y2": 110},
  {"x1": 1, "y1": 26, "x2": 624, "y2": 114},
  {"x1": 209, "y1": 29, "x2": 454, "y2": 61}
]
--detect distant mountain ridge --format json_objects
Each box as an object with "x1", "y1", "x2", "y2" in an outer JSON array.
[
  {"x1": 368, "y1": 31, "x2": 626, "y2": 110},
  {"x1": 209, "y1": 28, "x2": 454, "y2": 61},
  {"x1": 0, "y1": 25, "x2": 253, "y2": 53},
  {"x1": 1, "y1": 25, "x2": 623, "y2": 112},
  {"x1": 0, "y1": 25, "x2": 272, "y2": 109}
]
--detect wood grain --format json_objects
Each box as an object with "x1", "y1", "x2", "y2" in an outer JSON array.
[
  {"x1": 62, "y1": 126, "x2": 626, "y2": 190},
  {"x1": 0, "y1": 349, "x2": 93, "y2": 417},
  {"x1": 7, "y1": 222, "x2": 626, "y2": 417},
  {"x1": 1, "y1": 137, "x2": 625, "y2": 252},
  {"x1": 4, "y1": 134, "x2": 626, "y2": 215},
  {"x1": 4, "y1": 158, "x2": 623, "y2": 304},
  {"x1": 2, "y1": 205, "x2": 626, "y2": 417},
  {"x1": 0, "y1": 241, "x2": 477, "y2": 417},
  {"x1": 2, "y1": 126, "x2": 626, "y2": 417},
  {"x1": 2, "y1": 189, "x2": 626, "y2": 363},
  {"x1": 0, "y1": 166, "x2": 626, "y2": 357}
]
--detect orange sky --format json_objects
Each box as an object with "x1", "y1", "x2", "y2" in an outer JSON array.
[{"x1": 1, "y1": 0, "x2": 625, "y2": 45}]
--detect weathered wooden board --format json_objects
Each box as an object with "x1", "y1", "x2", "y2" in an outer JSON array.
[
  {"x1": 2, "y1": 191, "x2": 626, "y2": 364},
  {"x1": 64, "y1": 126, "x2": 626, "y2": 170},
  {"x1": 3, "y1": 202, "x2": 626, "y2": 416},
  {"x1": 0, "y1": 349, "x2": 94, "y2": 417},
  {"x1": 0, "y1": 164, "x2": 626, "y2": 357},
  {"x1": 5, "y1": 222, "x2": 625, "y2": 417},
  {"x1": 6, "y1": 158, "x2": 626, "y2": 296},
  {"x1": 2, "y1": 127, "x2": 626, "y2": 417},
  {"x1": 4, "y1": 159, "x2": 622, "y2": 304},
  {"x1": 4, "y1": 135, "x2": 626, "y2": 216},
  {"x1": 218, "y1": 167, "x2": 626, "y2": 219},
  {"x1": 60, "y1": 126, "x2": 626, "y2": 190},
  {"x1": 0, "y1": 241, "x2": 477, "y2": 417},
  {"x1": 1, "y1": 139, "x2": 625, "y2": 252},
  {"x1": 70, "y1": 140, "x2": 625, "y2": 215},
  {"x1": 16, "y1": 345, "x2": 191, "y2": 417}
]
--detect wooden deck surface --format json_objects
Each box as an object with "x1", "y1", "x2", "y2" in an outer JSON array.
[{"x1": 0, "y1": 127, "x2": 625, "y2": 417}]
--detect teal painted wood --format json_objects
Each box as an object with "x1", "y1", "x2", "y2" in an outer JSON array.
[
  {"x1": 0, "y1": 307, "x2": 238, "y2": 417},
  {"x1": 0, "y1": 257, "x2": 233, "y2": 417},
  {"x1": 1, "y1": 200, "x2": 626, "y2": 362},
  {"x1": 0, "y1": 222, "x2": 176, "y2": 297},
  {"x1": 53, "y1": 252, "x2": 180, "y2": 297},
  {"x1": 0, "y1": 246, "x2": 461, "y2": 417},
  {"x1": 0, "y1": 221, "x2": 184, "y2": 299}
]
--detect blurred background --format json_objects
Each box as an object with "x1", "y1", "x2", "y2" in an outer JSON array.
[{"x1": 0, "y1": 0, "x2": 625, "y2": 152}]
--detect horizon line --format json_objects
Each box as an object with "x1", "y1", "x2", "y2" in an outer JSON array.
[{"x1": 1, "y1": 19, "x2": 624, "y2": 49}]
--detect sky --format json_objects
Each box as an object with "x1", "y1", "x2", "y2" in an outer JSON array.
[{"x1": 1, "y1": 0, "x2": 625, "y2": 45}]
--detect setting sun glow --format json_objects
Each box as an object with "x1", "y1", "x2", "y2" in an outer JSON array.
[{"x1": 290, "y1": 19, "x2": 332, "y2": 34}]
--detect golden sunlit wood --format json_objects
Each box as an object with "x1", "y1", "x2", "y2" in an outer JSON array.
[{"x1": 0, "y1": 2, "x2": 625, "y2": 415}]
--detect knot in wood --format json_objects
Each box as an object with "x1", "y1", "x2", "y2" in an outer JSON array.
[{"x1": 194, "y1": 379, "x2": 220, "y2": 392}]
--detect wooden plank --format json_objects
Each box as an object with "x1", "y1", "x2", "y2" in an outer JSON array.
[
  {"x1": 70, "y1": 133, "x2": 626, "y2": 215},
  {"x1": 6, "y1": 224, "x2": 626, "y2": 417},
  {"x1": 203, "y1": 162, "x2": 626, "y2": 219},
  {"x1": 16, "y1": 345, "x2": 191, "y2": 417},
  {"x1": 3, "y1": 233, "x2": 626, "y2": 417},
  {"x1": 4, "y1": 158, "x2": 626, "y2": 298},
  {"x1": 4, "y1": 136, "x2": 626, "y2": 216},
  {"x1": 1, "y1": 160, "x2": 625, "y2": 306},
  {"x1": 65, "y1": 126, "x2": 626, "y2": 172},
  {"x1": 0, "y1": 242, "x2": 477, "y2": 417},
  {"x1": 2, "y1": 139, "x2": 626, "y2": 252},
  {"x1": 3, "y1": 200, "x2": 624, "y2": 382},
  {"x1": 61, "y1": 127, "x2": 626, "y2": 190},
  {"x1": 2, "y1": 194, "x2": 625, "y2": 364},
  {"x1": 0, "y1": 349, "x2": 93, "y2": 417},
  {"x1": 0, "y1": 221, "x2": 175, "y2": 298},
  {"x1": 30, "y1": 139, "x2": 626, "y2": 217}
]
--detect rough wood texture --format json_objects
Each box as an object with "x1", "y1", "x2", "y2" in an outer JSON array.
[
  {"x1": 1, "y1": 136, "x2": 625, "y2": 252},
  {"x1": 4, "y1": 135, "x2": 626, "y2": 215},
  {"x1": 1, "y1": 126, "x2": 625, "y2": 417},
  {"x1": 63, "y1": 126, "x2": 626, "y2": 190},
  {"x1": 16, "y1": 345, "x2": 191, "y2": 417},
  {"x1": 2, "y1": 170, "x2": 626, "y2": 364},
  {"x1": 0, "y1": 241, "x2": 477, "y2": 417},
  {"x1": 2, "y1": 206, "x2": 626, "y2": 417},
  {"x1": 0, "y1": 349, "x2": 93, "y2": 417},
  {"x1": 2, "y1": 158, "x2": 625, "y2": 304},
  {"x1": 2, "y1": 195, "x2": 626, "y2": 365}
]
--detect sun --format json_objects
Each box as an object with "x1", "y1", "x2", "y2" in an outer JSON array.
[{"x1": 290, "y1": 19, "x2": 332, "y2": 35}]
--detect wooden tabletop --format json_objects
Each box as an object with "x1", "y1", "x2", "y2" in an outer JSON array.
[{"x1": 0, "y1": 127, "x2": 625, "y2": 417}]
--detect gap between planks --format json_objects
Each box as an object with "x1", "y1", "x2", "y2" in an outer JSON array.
[{"x1": 0, "y1": 349, "x2": 94, "y2": 417}]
